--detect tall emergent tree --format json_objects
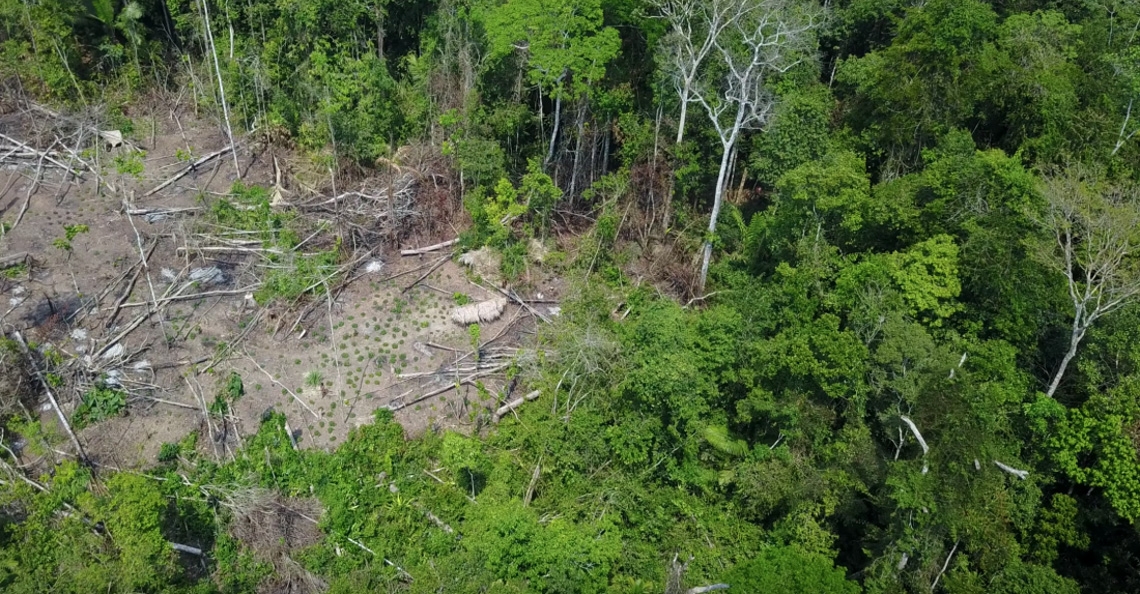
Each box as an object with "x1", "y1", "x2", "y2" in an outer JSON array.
[
  {"x1": 684, "y1": 0, "x2": 819, "y2": 291},
  {"x1": 485, "y1": 0, "x2": 621, "y2": 166},
  {"x1": 1032, "y1": 168, "x2": 1140, "y2": 397}
]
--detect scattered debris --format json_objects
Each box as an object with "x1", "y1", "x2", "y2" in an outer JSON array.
[
  {"x1": 189, "y1": 266, "x2": 225, "y2": 285},
  {"x1": 365, "y1": 260, "x2": 384, "y2": 274},
  {"x1": 100, "y1": 343, "x2": 124, "y2": 360},
  {"x1": 528, "y1": 238, "x2": 548, "y2": 263},
  {"x1": 103, "y1": 369, "x2": 123, "y2": 386}
]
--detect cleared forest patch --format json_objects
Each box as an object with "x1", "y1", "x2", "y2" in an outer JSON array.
[{"x1": 0, "y1": 106, "x2": 558, "y2": 470}]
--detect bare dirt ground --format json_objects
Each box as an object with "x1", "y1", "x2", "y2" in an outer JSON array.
[{"x1": 1, "y1": 107, "x2": 560, "y2": 469}]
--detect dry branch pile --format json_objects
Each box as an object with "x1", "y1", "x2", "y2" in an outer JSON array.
[{"x1": 223, "y1": 487, "x2": 326, "y2": 594}]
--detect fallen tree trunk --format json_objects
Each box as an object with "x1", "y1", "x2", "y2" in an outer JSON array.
[
  {"x1": 401, "y1": 238, "x2": 458, "y2": 256},
  {"x1": 143, "y1": 146, "x2": 233, "y2": 197},
  {"x1": 171, "y1": 543, "x2": 203, "y2": 556},
  {"x1": 493, "y1": 390, "x2": 541, "y2": 422},
  {"x1": 12, "y1": 332, "x2": 86, "y2": 461}
]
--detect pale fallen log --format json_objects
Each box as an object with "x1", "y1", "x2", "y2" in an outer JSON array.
[
  {"x1": 0, "y1": 252, "x2": 31, "y2": 270},
  {"x1": 493, "y1": 390, "x2": 541, "y2": 423},
  {"x1": 422, "y1": 508, "x2": 454, "y2": 534},
  {"x1": 114, "y1": 285, "x2": 259, "y2": 309},
  {"x1": 0, "y1": 133, "x2": 80, "y2": 176},
  {"x1": 389, "y1": 364, "x2": 509, "y2": 411},
  {"x1": 451, "y1": 297, "x2": 507, "y2": 325},
  {"x1": 993, "y1": 460, "x2": 1029, "y2": 480},
  {"x1": 171, "y1": 542, "x2": 203, "y2": 556},
  {"x1": 126, "y1": 206, "x2": 201, "y2": 223},
  {"x1": 401, "y1": 238, "x2": 458, "y2": 256},
  {"x1": 523, "y1": 459, "x2": 541, "y2": 506},
  {"x1": 284, "y1": 420, "x2": 299, "y2": 451},
  {"x1": 144, "y1": 146, "x2": 233, "y2": 196}
]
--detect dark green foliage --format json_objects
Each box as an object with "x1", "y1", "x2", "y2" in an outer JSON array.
[{"x1": 749, "y1": 84, "x2": 835, "y2": 190}]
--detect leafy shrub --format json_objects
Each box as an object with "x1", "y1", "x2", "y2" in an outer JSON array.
[
  {"x1": 73, "y1": 384, "x2": 126, "y2": 429},
  {"x1": 112, "y1": 150, "x2": 146, "y2": 178},
  {"x1": 211, "y1": 372, "x2": 245, "y2": 414}
]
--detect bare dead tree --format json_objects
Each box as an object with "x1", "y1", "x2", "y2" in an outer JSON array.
[
  {"x1": 1031, "y1": 168, "x2": 1140, "y2": 398},
  {"x1": 691, "y1": 0, "x2": 820, "y2": 291},
  {"x1": 653, "y1": 0, "x2": 744, "y2": 144}
]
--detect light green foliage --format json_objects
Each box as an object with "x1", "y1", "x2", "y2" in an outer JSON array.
[
  {"x1": 73, "y1": 384, "x2": 126, "y2": 429},
  {"x1": 94, "y1": 474, "x2": 179, "y2": 590},
  {"x1": 442, "y1": 430, "x2": 487, "y2": 485},
  {"x1": 440, "y1": 109, "x2": 508, "y2": 188},
  {"x1": 461, "y1": 160, "x2": 562, "y2": 278},
  {"x1": 990, "y1": 11, "x2": 1082, "y2": 160},
  {"x1": 462, "y1": 502, "x2": 621, "y2": 593},
  {"x1": 52, "y1": 224, "x2": 89, "y2": 253},
  {"x1": 484, "y1": 0, "x2": 621, "y2": 99},
  {"x1": 889, "y1": 234, "x2": 962, "y2": 323},
  {"x1": 4, "y1": 0, "x2": 1140, "y2": 591},
  {"x1": 0, "y1": 462, "x2": 177, "y2": 592},
  {"x1": 1029, "y1": 494, "x2": 1089, "y2": 565},
  {"x1": 468, "y1": 324, "x2": 481, "y2": 356},
  {"x1": 305, "y1": 371, "x2": 324, "y2": 387},
  {"x1": 210, "y1": 183, "x2": 291, "y2": 242},
  {"x1": 210, "y1": 371, "x2": 244, "y2": 414},
  {"x1": 1, "y1": 261, "x2": 27, "y2": 278},
  {"x1": 0, "y1": 0, "x2": 89, "y2": 101},
  {"x1": 721, "y1": 545, "x2": 860, "y2": 594},
  {"x1": 1035, "y1": 391, "x2": 1140, "y2": 522},
  {"x1": 112, "y1": 150, "x2": 145, "y2": 178},
  {"x1": 766, "y1": 150, "x2": 877, "y2": 252},
  {"x1": 518, "y1": 158, "x2": 562, "y2": 233},
  {"x1": 465, "y1": 179, "x2": 526, "y2": 248}
]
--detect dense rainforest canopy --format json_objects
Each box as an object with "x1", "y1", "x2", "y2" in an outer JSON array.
[{"x1": 3, "y1": 0, "x2": 1140, "y2": 592}]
